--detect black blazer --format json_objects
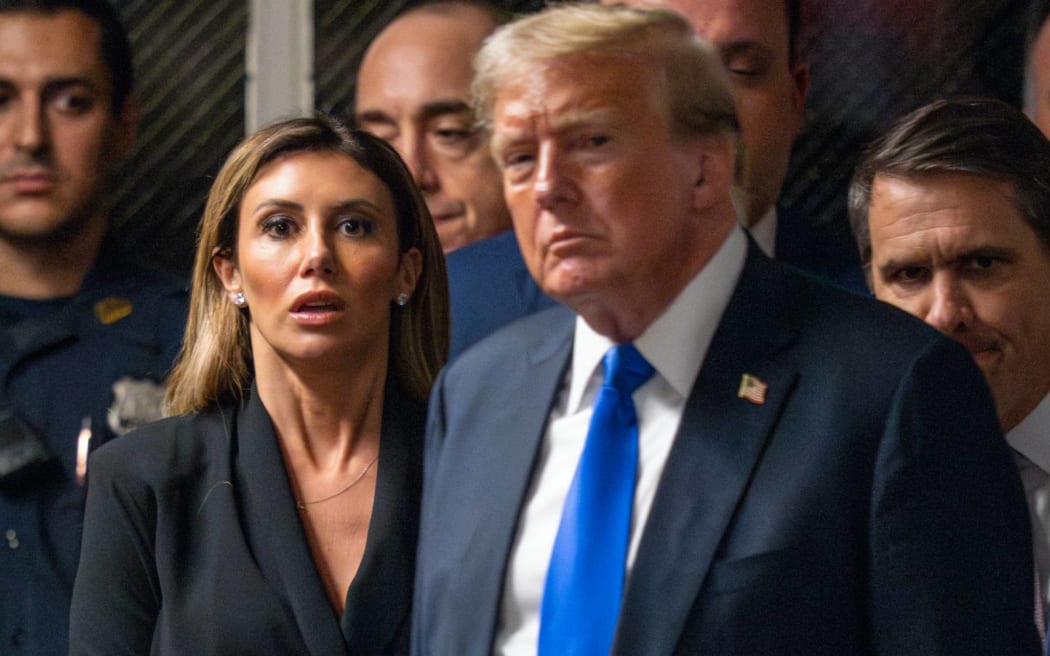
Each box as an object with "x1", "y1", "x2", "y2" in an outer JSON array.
[
  {"x1": 70, "y1": 381, "x2": 423, "y2": 655},
  {"x1": 414, "y1": 247, "x2": 1039, "y2": 655}
]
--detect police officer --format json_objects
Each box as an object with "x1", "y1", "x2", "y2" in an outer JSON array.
[{"x1": 0, "y1": 1, "x2": 187, "y2": 653}]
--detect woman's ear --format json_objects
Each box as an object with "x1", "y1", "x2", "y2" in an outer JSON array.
[
  {"x1": 396, "y1": 248, "x2": 423, "y2": 300},
  {"x1": 212, "y1": 247, "x2": 243, "y2": 297}
]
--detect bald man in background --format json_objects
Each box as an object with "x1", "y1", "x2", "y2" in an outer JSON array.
[
  {"x1": 354, "y1": 0, "x2": 512, "y2": 253},
  {"x1": 354, "y1": 1, "x2": 556, "y2": 357}
]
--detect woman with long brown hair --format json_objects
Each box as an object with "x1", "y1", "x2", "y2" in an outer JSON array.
[{"x1": 69, "y1": 115, "x2": 447, "y2": 654}]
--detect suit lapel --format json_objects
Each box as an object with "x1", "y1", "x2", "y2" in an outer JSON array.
[
  {"x1": 451, "y1": 309, "x2": 575, "y2": 650},
  {"x1": 340, "y1": 384, "x2": 423, "y2": 651},
  {"x1": 615, "y1": 250, "x2": 800, "y2": 655},
  {"x1": 236, "y1": 385, "x2": 349, "y2": 655}
]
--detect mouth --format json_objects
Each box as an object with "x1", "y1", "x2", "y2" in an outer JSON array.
[
  {"x1": 2, "y1": 169, "x2": 57, "y2": 193},
  {"x1": 427, "y1": 201, "x2": 465, "y2": 225},
  {"x1": 959, "y1": 338, "x2": 1003, "y2": 369},
  {"x1": 546, "y1": 226, "x2": 597, "y2": 254},
  {"x1": 290, "y1": 291, "x2": 346, "y2": 322}
]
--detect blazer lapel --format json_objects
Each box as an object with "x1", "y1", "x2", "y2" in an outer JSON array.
[
  {"x1": 235, "y1": 385, "x2": 349, "y2": 655},
  {"x1": 340, "y1": 383, "x2": 424, "y2": 651},
  {"x1": 615, "y1": 249, "x2": 800, "y2": 655},
  {"x1": 440, "y1": 308, "x2": 575, "y2": 651}
]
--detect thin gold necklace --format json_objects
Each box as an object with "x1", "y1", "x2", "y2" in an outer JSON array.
[{"x1": 296, "y1": 453, "x2": 379, "y2": 511}]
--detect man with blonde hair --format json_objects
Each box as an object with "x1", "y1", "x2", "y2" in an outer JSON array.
[{"x1": 413, "y1": 4, "x2": 1036, "y2": 655}]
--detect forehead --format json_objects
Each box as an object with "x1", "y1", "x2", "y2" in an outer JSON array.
[
  {"x1": 356, "y1": 6, "x2": 494, "y2": 110},
  {"x1": 609, "y1": 0, "x2": 789, "y2": 53},
  {"x1": 868, "y1": 172, "x2": 1041, "y2": 254},
  {"x1": 492, "y1": 54, "x2": 667, "y2": 135},
  {"x1": 0, "y1": 10, "x2": 110, "y2": 88},
  {"x1": 245, "y1": 150, "x2": 395, "y2": 210}
]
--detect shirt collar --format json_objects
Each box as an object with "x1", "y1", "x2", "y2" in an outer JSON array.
[
  {"x1": 1007, "y1": 390, "x2": 1050, "y2": 473},
  {"x1": 746, "y1": 206, "x2": 778, "y2": 258},
  {"x1": 566, "y1": 226, "x2": 748, "y2": 412}
]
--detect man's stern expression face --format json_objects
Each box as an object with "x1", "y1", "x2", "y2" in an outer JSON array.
[
  {"x1": 490, "y1": 54, "x2": 733, "y2": 329},
  {"x1": 868, "y1": 172, "x2": 1050, "y2": 430},
  {"x1": 0, "y1": 10, "x2": 133, "y2": 245},
  {"x1": 605, "y1": 0, "x2": 807, "y2": 225},
  {"x1": 354, "y1": 5, "x2": 511, "y2": 252}
]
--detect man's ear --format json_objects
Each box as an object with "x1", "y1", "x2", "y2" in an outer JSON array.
[
  {"x1": 112, "y1": 95, "x2": 141, "y2": 160},
  {"x1": 691, "y1": 134, "x2": 736, "y2": 212},
  {"x1": 791, "y1": 62, "x2": 810, "y2": 116}
]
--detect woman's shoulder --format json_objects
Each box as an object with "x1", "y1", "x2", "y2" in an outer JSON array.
[{"x1": 89, "y1": 405, "x2": 233, "y2": 484}]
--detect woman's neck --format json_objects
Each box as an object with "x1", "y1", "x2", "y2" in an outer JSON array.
[{"x1": 253, "y1": 345, "x2": 388, "y2": 470}]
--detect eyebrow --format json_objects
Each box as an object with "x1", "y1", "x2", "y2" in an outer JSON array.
[
  {"x1": 250, "y1": 198, "x2": 386, "y2": 215},
  {"x1": 719, "y1": 41, "x2": 775, "y2": 61},
  {"x1": 0, "y1": 76, "x2": 98, "y2": 93},
  {"x1": 876, "y1": 246, "x2": 1018, "y2": 273}
]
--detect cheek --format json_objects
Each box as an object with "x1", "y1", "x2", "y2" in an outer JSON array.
[
  {"x1": 58, "y1": 124, "x2": 112, "y2": 174},
  {"x1": 873, "y1": 283, "x2": 924, "y2": 316},
  {"x1": 236, "y1": 248, "x2": 293, "y2": 299}
]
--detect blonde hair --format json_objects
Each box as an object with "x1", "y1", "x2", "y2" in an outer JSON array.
[
  {"x1": 472, "y1": 3, "x2": 739, "y2": 148},
  {"x1": 166, "y1": 116, "x2": 448, "y2": 414}
]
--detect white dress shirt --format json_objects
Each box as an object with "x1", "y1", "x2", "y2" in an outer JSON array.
[
  {"x1": 1006, "y1": 391, "x2": 1050, "y2": 625},
  {"x1": 494, "y1": 227, "x2": 748, "y2": 655}
]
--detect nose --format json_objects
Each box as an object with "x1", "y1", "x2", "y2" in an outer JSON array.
[
  {"x1": 924, "y1": 274, "x2": 973, "y2": 335},
  {"x1": 399, "y1": 129, "x2": 439, "y2": 194},
  {"x1": 533, "y1": 143, "x2": 577, "y2": 211},
  {"x1": 11, "y1": 97, "x2": 48, "y2": 154},
  {"x1": 299, "y1": 225, "x2": 337, "y2": 277}
]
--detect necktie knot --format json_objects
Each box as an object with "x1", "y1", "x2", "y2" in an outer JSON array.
[{"x1": 603, "y1": 343, "x2": 655, "y2": 395}]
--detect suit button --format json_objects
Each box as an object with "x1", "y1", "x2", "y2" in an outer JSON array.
[{"x1": 5, "y1": 529, "x2": 18, "y2": 549}]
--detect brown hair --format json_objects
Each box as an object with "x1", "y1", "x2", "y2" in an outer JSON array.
[
  {"x1": 849, "y1": 97, "x2": 1050, "y2": 268},
  {"x1": 166, "y1": 115, "x2": 448, "y2": 413}
]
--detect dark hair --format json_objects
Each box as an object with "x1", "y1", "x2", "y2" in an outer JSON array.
[
  {"x1": 1029, "y1": 0, "x2": 1050, "y2": 52},
  {"x1": 0, "y1": 0, "x2": 134, "y2": 113},
  {"x1": 848, "y1": 97, "x2": 1050, "y2": 267},
  {"x1": 167, "y1": 115, "x2": 449, "y2": 413},
  {"x1": 785, "y1": 0, "x2": 801, "y2": 65}
]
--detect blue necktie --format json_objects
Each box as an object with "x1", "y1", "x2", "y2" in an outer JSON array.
[{"x1": 539, "y1": 343, "x2": 655, "y2": 656}]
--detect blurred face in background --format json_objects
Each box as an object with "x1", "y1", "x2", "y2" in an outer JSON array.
[
  {"x1": 0, "y1": 10, "x2": 134, "y2": 246},
  {"x1": 355, "y1": 3, "x2": 511, "y2": 252}
]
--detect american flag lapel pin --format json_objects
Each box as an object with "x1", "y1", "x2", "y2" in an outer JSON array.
[{"x1": 737, "y1": 373, "x2": 767, "y2": 405}]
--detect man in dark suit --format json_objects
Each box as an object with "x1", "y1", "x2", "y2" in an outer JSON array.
[
  {"x1": 849, "y1": 97, "x2": 1050, "y2": 648},
  {"x1": 448, "y1": 0, "x2": 860, "y2": 358},
  {"x1": 412, "y1": 4, "x2": 1038, "y2": 655}
]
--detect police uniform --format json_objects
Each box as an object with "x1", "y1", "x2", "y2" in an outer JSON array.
[{"x1": 0, "y1": 255, "x2": 187, "y2": 656}]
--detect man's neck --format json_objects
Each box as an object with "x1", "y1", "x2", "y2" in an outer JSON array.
[{"x1": 0, "y1": 221, "x2": 107, "y2": 300}]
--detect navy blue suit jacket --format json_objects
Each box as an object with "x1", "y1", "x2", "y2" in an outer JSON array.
[
  {"x1": 414, "y1": 247, "x2": 1038, "y2": 655},
  {"x1": 446, "y1": 230, "x2": 557, "y2": 358}
]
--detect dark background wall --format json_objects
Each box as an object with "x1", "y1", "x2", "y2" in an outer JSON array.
[{"x1": 106, "y1": 0, "x2": 1032, "y2": 281}]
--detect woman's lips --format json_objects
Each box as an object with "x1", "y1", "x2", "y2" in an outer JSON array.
[{"x1": 290, "y1": 291, "x2": 346, "y2": 324}]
